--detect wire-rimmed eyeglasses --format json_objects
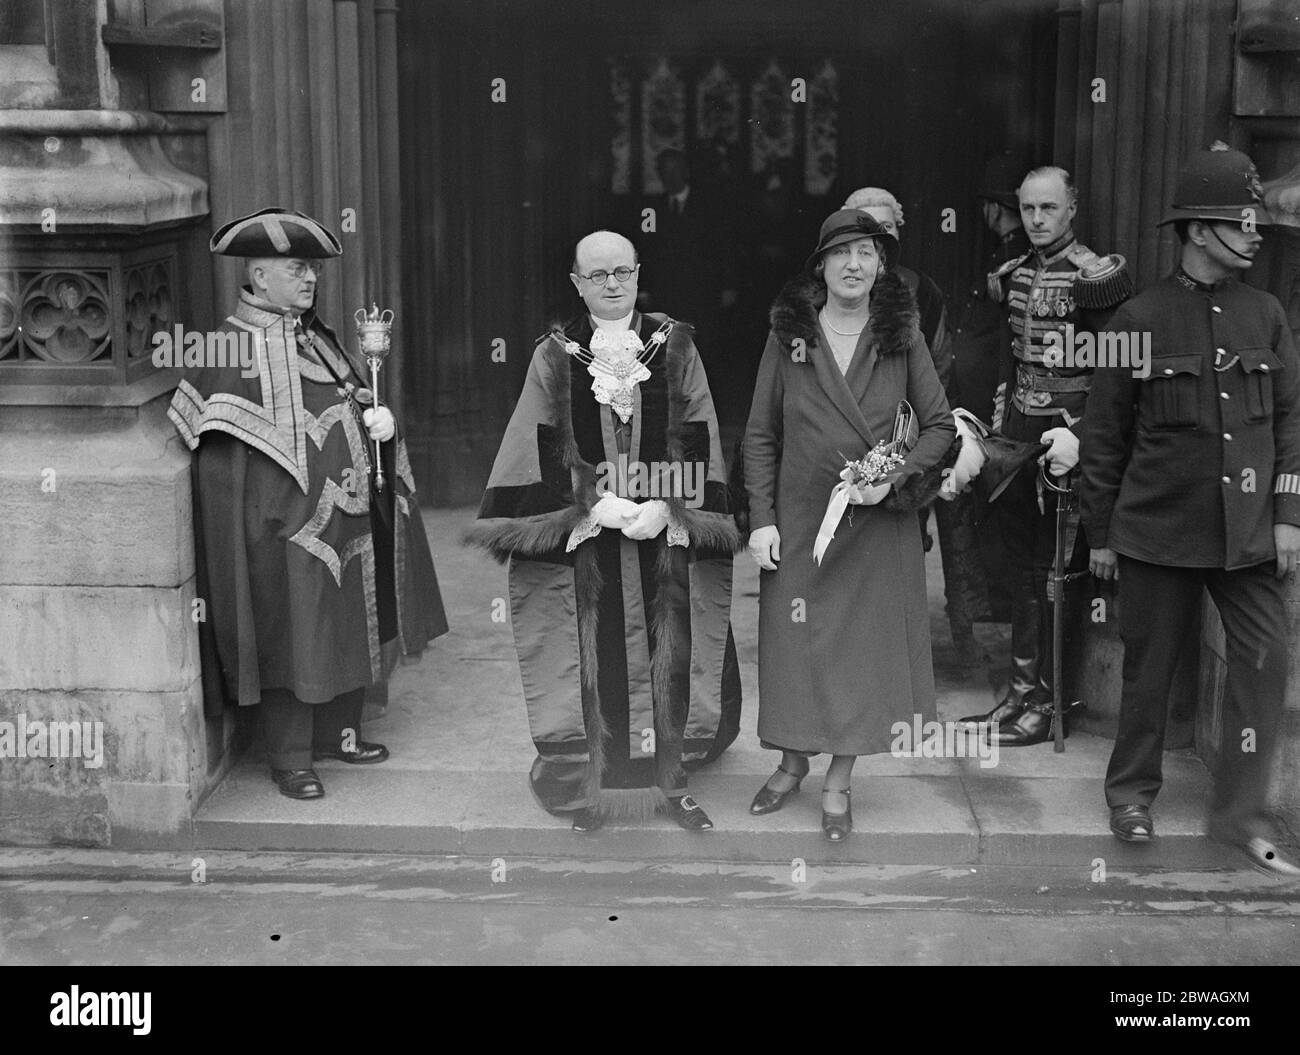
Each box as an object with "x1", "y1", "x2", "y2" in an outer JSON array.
[
  {"x1": 266, "y1": 261, "x2": 323, "y2": 280},
  {"x1": 577, "y1": 265, "x2": 639, "y2": 285}
]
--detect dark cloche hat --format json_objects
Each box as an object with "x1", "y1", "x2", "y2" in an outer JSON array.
[
  {"x1": 1158, "y1": 142, "x2": 1273, "y2": 227},
  {"x1": 976, "y1": 151, "x2": 1028, "y2": 210},
  {"x1": 210, "y1": 207, "x2": 344, "y2": 258},
  {"x1": 807, "y1": 209, "x2": 899, "y2": 273}
]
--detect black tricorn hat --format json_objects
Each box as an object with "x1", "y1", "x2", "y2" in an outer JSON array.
[
  {"x1": 806, "y1": 209, "x2": 900, "y2": 273},
  {"x1": 210, "y1": 207, "x2": 343, "y2": 258}
]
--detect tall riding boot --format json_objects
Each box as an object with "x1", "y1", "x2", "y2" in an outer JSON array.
[{"x1": 957, "y1": 574, "x2": 1041, "y2": 727}]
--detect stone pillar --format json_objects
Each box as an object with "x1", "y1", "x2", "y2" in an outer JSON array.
[{"x1": 0, "y1": 6, "x2": 221, "y2": 845}]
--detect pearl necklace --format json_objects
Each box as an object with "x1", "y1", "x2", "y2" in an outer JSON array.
[{"x1": 820, "y1": 308, "x2": 868, "y2": 336}]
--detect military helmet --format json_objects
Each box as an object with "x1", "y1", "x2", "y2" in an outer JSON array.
[{"x1": 1158, "y1": 141, "x2": 1273, "y2": 227}]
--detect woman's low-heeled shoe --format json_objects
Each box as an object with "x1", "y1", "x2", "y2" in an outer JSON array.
[
  {"x1": 821, "y1": 788, "x2": 852, "y2": 842},
  {"x1": 749, "y1": 765, "x2": 807, "y2": 815}
]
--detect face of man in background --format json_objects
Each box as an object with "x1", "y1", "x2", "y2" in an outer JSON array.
[
  {"x1": 1019, "y1": 172, "x2": 1077, "y2": 248},
  {"x1": 250, "y1": 257, "x2": 319, "y2": 313},
  {"x1": 570, "y1": 232, "x2": 640, "y2": 320}
]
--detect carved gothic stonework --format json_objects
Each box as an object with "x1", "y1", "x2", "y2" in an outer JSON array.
[
  {"x1": 18, "y1": 269, "x2": 112, "y2": 363},
  {"x1": 124, "y1": 260, "x2": 174, "y2": 359},
  {"x1": 0, "y1": 245, "x2": 182, "y2": 400}
]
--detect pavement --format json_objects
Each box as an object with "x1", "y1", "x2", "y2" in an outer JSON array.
[
  {"x1": 187, "y1": 507, "x2": 1300, "y2": 870},
  {"x1": 2, "y1": 850, "x2": 1298, "y2": 965}
]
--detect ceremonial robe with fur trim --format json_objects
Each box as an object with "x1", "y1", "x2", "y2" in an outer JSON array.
[
  {"x1": 467, "y1": 312, "x2": 741, "y2": 818},
  {"x1": 168, "y1": 289, "x2": 448, "y2": 716},
  {"x1": 743, "y1": 272, "x2": 955, "y2": 755}
]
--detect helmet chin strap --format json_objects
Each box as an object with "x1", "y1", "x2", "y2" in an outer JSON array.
[{"x1": 1206, "y1": 223, "x2": 1256, "y2": 262}]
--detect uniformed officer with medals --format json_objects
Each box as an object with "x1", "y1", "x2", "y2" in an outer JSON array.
[
  {"x1": 959, "y1": 166, "x2": 1132, "y2": 745},
  {"x1": 1080, "y1": 144, "x2": 1300, "y2": 876}
]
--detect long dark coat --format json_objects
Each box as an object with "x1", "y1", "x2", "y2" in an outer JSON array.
[
  {"x1": 168, "y1": 290, "x2": 448, "y2": 715},
  {"x1": 743, "y1": 272, "x2": 955, "y2": 755}
]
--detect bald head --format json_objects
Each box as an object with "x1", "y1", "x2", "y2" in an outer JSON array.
[
  {"x1": 572, "y1": 230, "x2": 636, "y2": 274},
  {"x1": 570, "y1": 230, "x2": 640, "y2": 321}
]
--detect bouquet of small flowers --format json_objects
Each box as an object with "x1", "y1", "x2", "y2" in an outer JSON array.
[
  {"x1": 839, "y1": 442, "x2": 906, "y2": 492},
  {"x1": 813, "y1": 438, "x2": 910, "y2": 566}
]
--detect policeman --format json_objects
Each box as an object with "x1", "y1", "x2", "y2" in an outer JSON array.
[
  {"x1": 1080, "y1": 143, "x2": 1300, "y2": 876},
  {"x1": 960, "y1": 165, "x2": 1132, "y2": 745}
]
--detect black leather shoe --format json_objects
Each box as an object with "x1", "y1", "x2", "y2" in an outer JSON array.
[
  {"x1": 750, "y1": 763, "x2": 808, "y2": 816},
  {"x1": 313, "y1": 741, "x2": 390, "y2": 764},
  {"x1": 1109, "y1": 804, "x2": 1153, "y2": 842},
  {"x1": 989, "y1": 701, "x2": 1064, "y2": 746},
  {"x1": 271, "y1": 768, "x2": 324, "y2": 800},
  {"x1": 956, "y1": 692, "x2": 1025, "y2": 730},
  {"x1": 571, "y1": 807, "x2": 604, "y2": 833},
  {"x1": 821, "y1": 788, "x2": 852, "y2": 842},
  {"x1": 666, "y1": 795, "x2": 713, "y2": 831},
  {"x1": 1239, "y1": 838, "x2": 1300, "y2": 878}
]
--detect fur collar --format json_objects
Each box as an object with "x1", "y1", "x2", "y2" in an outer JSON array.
[{"x1": 769, "y1": 269, "x2": 919, "y2": 358}]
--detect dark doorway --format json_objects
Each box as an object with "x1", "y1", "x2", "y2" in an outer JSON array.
[{"x1": 397, "y1": 0, "x2": 1056, "y2": 504}]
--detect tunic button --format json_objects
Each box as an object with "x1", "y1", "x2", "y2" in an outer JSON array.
[
  {"x1": 1212, "y1": 306, "x2": 1223, "y2": 313},
  {"x1": 1220, "y1": 392, "x2": 1230, "y2": 400},
  {"x1": 1261, "y1": 364, "x2": 1269, "y2": 372},
  {"x1": 1222, "y1": 476, "x2": 1231, "y2": 484},
  {"x1": 1224, "y1": 433, "x2": 1232, "y2": 441},
  {"x1": 1164, "y1": 368, "x2": 1174, "y2": 375}
]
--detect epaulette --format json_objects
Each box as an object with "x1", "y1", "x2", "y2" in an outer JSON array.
[
  {"x1": 987, "y1": 253, "x2": 1029, "y2": 302},
  {"x1": 1074, "y1": 252, "x2": 1133, "y2": 309},
  {"x1": 1066, "y1": 243, "x2": 1099, "y2": 269}
]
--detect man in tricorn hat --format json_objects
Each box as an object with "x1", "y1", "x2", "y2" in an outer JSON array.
[
  {"x1": 1080, "y1": 144, "x2": 1300, "y2": 874},
  {"x1": 168, "y1": 208, "x2": 448, "y2": 800},
  {"x1": 959, "y1": 165, "x2": 1133, "y2": 745}
]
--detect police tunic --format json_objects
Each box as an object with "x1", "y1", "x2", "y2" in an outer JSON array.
[{"x1": 1080, "y1": 270, "x2": 1300, "y2": 569}]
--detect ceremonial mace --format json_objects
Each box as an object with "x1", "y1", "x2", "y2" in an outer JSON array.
[{"x1": 355, "y1": 304, "x2": 395, "y2": 492}]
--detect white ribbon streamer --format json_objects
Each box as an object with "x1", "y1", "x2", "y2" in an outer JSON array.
[{"x1": 812, "y1": 481, "x2": 853, "y2": 566}]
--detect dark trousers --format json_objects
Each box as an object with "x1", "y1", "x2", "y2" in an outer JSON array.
[
  {"x1": 994, "y1": 442, "x2": 1060, "y2": 701},
  {"x1": 1106, "y1": 556, "x2": 1287, "y2": 842},
  {"x1": 261, "y1": 687, "x2": 366, "y2": 770}
]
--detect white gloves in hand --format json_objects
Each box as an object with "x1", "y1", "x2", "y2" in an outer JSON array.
[
  {"x1": 748, "y1": 525, "x2": 781, "y2": 570},
  {"x1": 844, "y1": 480, "x2": 891, "y2": 506},
  {"x1": 622, "y1": 499, "x2": 670, "y2": 540},
  {"x1": 362, "y1": 407, "x2": 396, "y2": 442},
  {"x1": 1039, "y1": 427, "x2": 1080, "y2": 476},
  {"x1": 592, "y1": 493, "x2": 641, "y2": 528}
]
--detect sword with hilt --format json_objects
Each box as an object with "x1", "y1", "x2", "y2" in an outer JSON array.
[{"x1": 1041, "y1": 466, "x2": 1089, "y2": 752}]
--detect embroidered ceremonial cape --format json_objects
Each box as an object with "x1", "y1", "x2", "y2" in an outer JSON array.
[
  {"x1": 466, "y1": 311, "x2": 742, "y2": 818},
  {"x1": 168, "y1": 289, "x2": 448, "y2": 715}
]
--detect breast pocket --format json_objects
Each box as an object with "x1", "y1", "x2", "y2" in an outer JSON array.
[
  {"x1": 1143, "y1": 354, "x2": 1202, "y2": 428},
  {"x1": 1237, "y1": 346, "x2": 1282, "y2": 423}
]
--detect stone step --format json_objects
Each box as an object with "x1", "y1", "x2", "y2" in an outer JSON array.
[{"x1": 192, "y1": 757, "x2": 1255, "y2": 870}]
